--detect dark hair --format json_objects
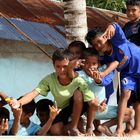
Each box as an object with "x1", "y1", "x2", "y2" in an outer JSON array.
[
  {"x1": 52, "y1": 48, "x2": 73, "y2": 64},
  {"x1": 36, "y1": 99, "x2": 53, "y2": 113},
  {"x1": 68, "y1": 41, "x2": 86, "y2": 51},
  {"x1": 126, "y1": 0, "x2": 140, "y2": 6},
  {"x1": 18, "y1": 96, "x2": 36, "y2": 115},
  {"x1": 82, "y1": 48, "x2": 99, "y2": 59},
  {"x1": 0, "y1": 107, "x2": 9, "y2": 120},
  {"x1": 85, "y1": 28, "x2": 103, "y2": 45}
]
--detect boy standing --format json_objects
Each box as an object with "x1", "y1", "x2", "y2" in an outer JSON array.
[{"x1": 85, "y1": 23, "x2": 140, "y2": 136}]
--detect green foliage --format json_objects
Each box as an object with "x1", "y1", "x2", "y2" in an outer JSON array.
[{"x1": 86, "y1": 0, "x2": 126, "y2": 12}]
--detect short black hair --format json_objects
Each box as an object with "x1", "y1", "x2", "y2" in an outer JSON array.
[
  {"x1": 0, "y1": 107, "x2": 9, "y2": 120},
  {"x1": 52, "y1": 48, "x2": 73, "y2": 64},
  {"x1": 126, "y1": 0, "x2": 140, "y2": 6},
  {"x1": 36, "y1": 99, "x2": 53, "y2": 113},
  {"x1": 68, "y1": 41, "x2": 86, "y2": 51},
  {"x1": 85, "y1": 28, "x2": 103, "y2": 45},
  {"x1": 82, "y1": 48, "x2": 99, "y2": 59},
  {"x1": 18, "y1": 96, "x2": 36, "y2": 115}
]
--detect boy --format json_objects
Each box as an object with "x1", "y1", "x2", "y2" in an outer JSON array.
[
  {"x1": 36, "y1": 99, "x2": 53, "y2": 127},
  {"x1": 123, "y1": 0, "x2": 140, "y2": 46},
  {"x1": 68, "y1": 40, "x2": 86, "y2": 60},
  {"x1": 36, "y1": 99, "x2": 61, "y2": 135},
  {"x1": 85, "y1": 22, "x2": 140, "y2": 136},
  {"x1": 9, "y1": 98, "x2": 41, "y2": 135},
  {"x1": 9, "y1": 48, "x2": 98, "y2": 136}
]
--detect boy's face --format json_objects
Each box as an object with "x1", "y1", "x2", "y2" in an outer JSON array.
[
  {"x1": 126, "y1": 5, "x2": 140, "y2": 21},
  {"x1": 37, "y1": 111, "x2": 49, "y2": 126},
  {"x1": 91, "y1": 36, "x2": 109, "y2": 53},
  {"x1": 83, "y1": 56, "x2": 99, "y2": 75},
  {"x1": 54, "y1": 59, "x2": 69, "y2": 79},
  {"x1": 69, "y1": 46, "x2": 82, "y2": 59}
]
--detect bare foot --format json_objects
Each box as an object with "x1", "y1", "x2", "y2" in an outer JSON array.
[
  {"x1": 98, "y1": 125, "x2": 112, "y2": 136},
  {"x1": 85, "y1": 128, "x2": 95, "y2": 136},
  {"x1": 126, "y1": 129, "x2": 140, "y2": 136},
  {"x1": 114, "y1": 128, "x2": 125, "y2": 137},
  {"x1": 68, "y1": 129, "x2": 85, "y2": 136}
]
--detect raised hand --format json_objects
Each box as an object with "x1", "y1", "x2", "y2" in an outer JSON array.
[
  {"x1": 49, "y1": 101, "x2": 61, "y2": 120},
  {"x1": 0, "y1": 118, "x2": 8, "y2": 135}
]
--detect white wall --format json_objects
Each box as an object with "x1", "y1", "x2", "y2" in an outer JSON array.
[{"x1": 0, "y1": 39, "x2": 55, "y2": 123}]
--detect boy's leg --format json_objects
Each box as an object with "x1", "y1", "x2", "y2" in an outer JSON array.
[
  {"x1": 126, "y1": 102, "x2": 140, "y2": 136},
  {"x1": 69, "y1": 89, "x2": 84, "y2": 136},
  {"x1": 50, "y1": 122, "x2": 64, "y2": 135},
  {"x1": 115, "y1": 90, "x2": 131, "y2": 136},
  {"x1": 86, "y1": 99, "x2": 98, "y2": 136}
]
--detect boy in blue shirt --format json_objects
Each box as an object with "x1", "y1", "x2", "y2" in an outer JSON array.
[
  {"x1": 123, "y1": 0, "x2": 140, "y2": 46},
  {"x1": 85, "y1": 23, "x2": 140, "y2": 136}
]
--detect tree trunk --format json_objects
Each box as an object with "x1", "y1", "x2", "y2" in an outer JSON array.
[{"x1": 63, "y1": 0, "x2": 88, "y2": 45}]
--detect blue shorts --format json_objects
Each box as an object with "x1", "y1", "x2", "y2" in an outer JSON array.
[
  {"x1": 121, "y1": 76, "x2": 140, "y2": 103},
  {"x1": 95, "y1": 105, "x2": 117, "y2": 120}
]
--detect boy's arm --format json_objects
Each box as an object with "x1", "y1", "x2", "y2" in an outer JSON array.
[
  {"x1": 37, "y1": 105, "x2": 61, "y2": 135},
  {"x1": 10, "y1": 106, "x2": 22, "y2": 135},
  {"x1": 9, "y1": 90, "x2": 39, "y2": 108},
  {"x1": 67, "y1": 59, "x2": 81, "y2": 79},
  {"x1": 99, "y1": 70, "x2": 115, "y2": 86},
  {"x1": 100, "y1": 61, "x2": 119, "y2": 78}
]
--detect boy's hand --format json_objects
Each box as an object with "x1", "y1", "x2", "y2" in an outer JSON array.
[
  {"x1": 98, "y1": 99, "x2": 107, "y2": 112},
  {"x1": 89, "y1": 69, "x2": 102, "y2": 84},
  {"x1": 0, "y1": 118, "x2": 8, "y2": 134},
  {"x1": 68, "y1": 59, "x2": 85, "y2": 69},
  {"x1": 6, "y1": 98, "x2": 20, "y2": 109},
  {"x1": 11, "y1": 104, "x2": 22, "y2": 120},
  {"x1": 49, "y1": 101, "x2": 61, "y2": 120},
  {"x1": 102, "y1": 24, "x2": 115, "y2": 40}
]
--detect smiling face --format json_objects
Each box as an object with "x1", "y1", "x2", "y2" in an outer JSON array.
[
  {"x1": 83, "y1": 55, "x2": 99, "y2": 76},
  {"x1": 126, "y1": 5, "x2": 140, "y2": 21},
  {"x1": 54, "y1": 59, "x2": 69, "y2": 79},
  {"x1": 91, "y1": 35, "x2": 111, "y2": 54}
]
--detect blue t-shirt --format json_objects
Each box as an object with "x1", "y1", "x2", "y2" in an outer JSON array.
[
  {"x1": 77, "y1": 65, "x2": 114, "y2": 103},
  {"x1": 104, "y1": 23, "x2": 140, "y2": 77},
  {"x1": 8, "y1": 120, "x2": 41, "y2": 136},
  {"x1": 123, "y1": 20, "x2": 140, "y2": 46}
]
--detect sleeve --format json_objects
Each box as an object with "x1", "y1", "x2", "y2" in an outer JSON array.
[
  {"x1": 110, "y1": 23, "x2": 128, "y2": 45},
  {"x1": 97, "y1": 65, "x2": 115, "y2": 86},
  {"x1": 35, "y1": 76, "x2": 50, "y2": 96},
  {"x1": 100, "y1": 70, "x2": 115, "y2": 86}
]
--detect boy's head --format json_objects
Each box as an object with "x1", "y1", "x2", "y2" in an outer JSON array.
[
  {"x1": 126, "y1": 0, "x2": 140, "y2": 21},
  {"x1": 18, "y1": 97, "x2": 36, "y2": 124},
  {"x1": 52, "y1": 48, "x2": 73, "y2": 79},
  {"x1": 68, "y1": 41, "x2": 86, "y2": 59},
  {"x1": 82, "y1": 48, "x2": 100, "y2": 75},
  {"x1": 0, "y1": 107, "x2": 9, "y2": 122},
  {"x1": 36, "y1": 99, "x2": 53, "y2": 126},
  {"x1": 85, "y1": 28, "x2": 110, "y2": 54}
]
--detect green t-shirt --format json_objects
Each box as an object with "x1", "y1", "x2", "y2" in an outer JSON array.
[{"x1": 36, "y1": 73, "x2": 94, "y2": 109}]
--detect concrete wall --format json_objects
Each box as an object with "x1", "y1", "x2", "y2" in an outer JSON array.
[{"x1": 0, "y1": 39, "x2": 55, "y2": 122}]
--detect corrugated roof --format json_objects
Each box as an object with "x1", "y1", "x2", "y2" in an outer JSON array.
[{"x1": 0, "y1": 0, "x2": 128, "y2": 47}]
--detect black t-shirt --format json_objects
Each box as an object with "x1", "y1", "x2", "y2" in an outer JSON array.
[{"x1": 123, "y1": 20, "x2": 140, "y2": 46}]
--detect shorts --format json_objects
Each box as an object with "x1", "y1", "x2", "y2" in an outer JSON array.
[
  {"x1": 52, "y1": 99, "x2": 89, "y2": 125},
  {"x1": 121, "y1": 76, "x2": 140, "y2": 103},
  {"x1": 95, "y1": 105, "x2": 117, "y2": 120}
]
